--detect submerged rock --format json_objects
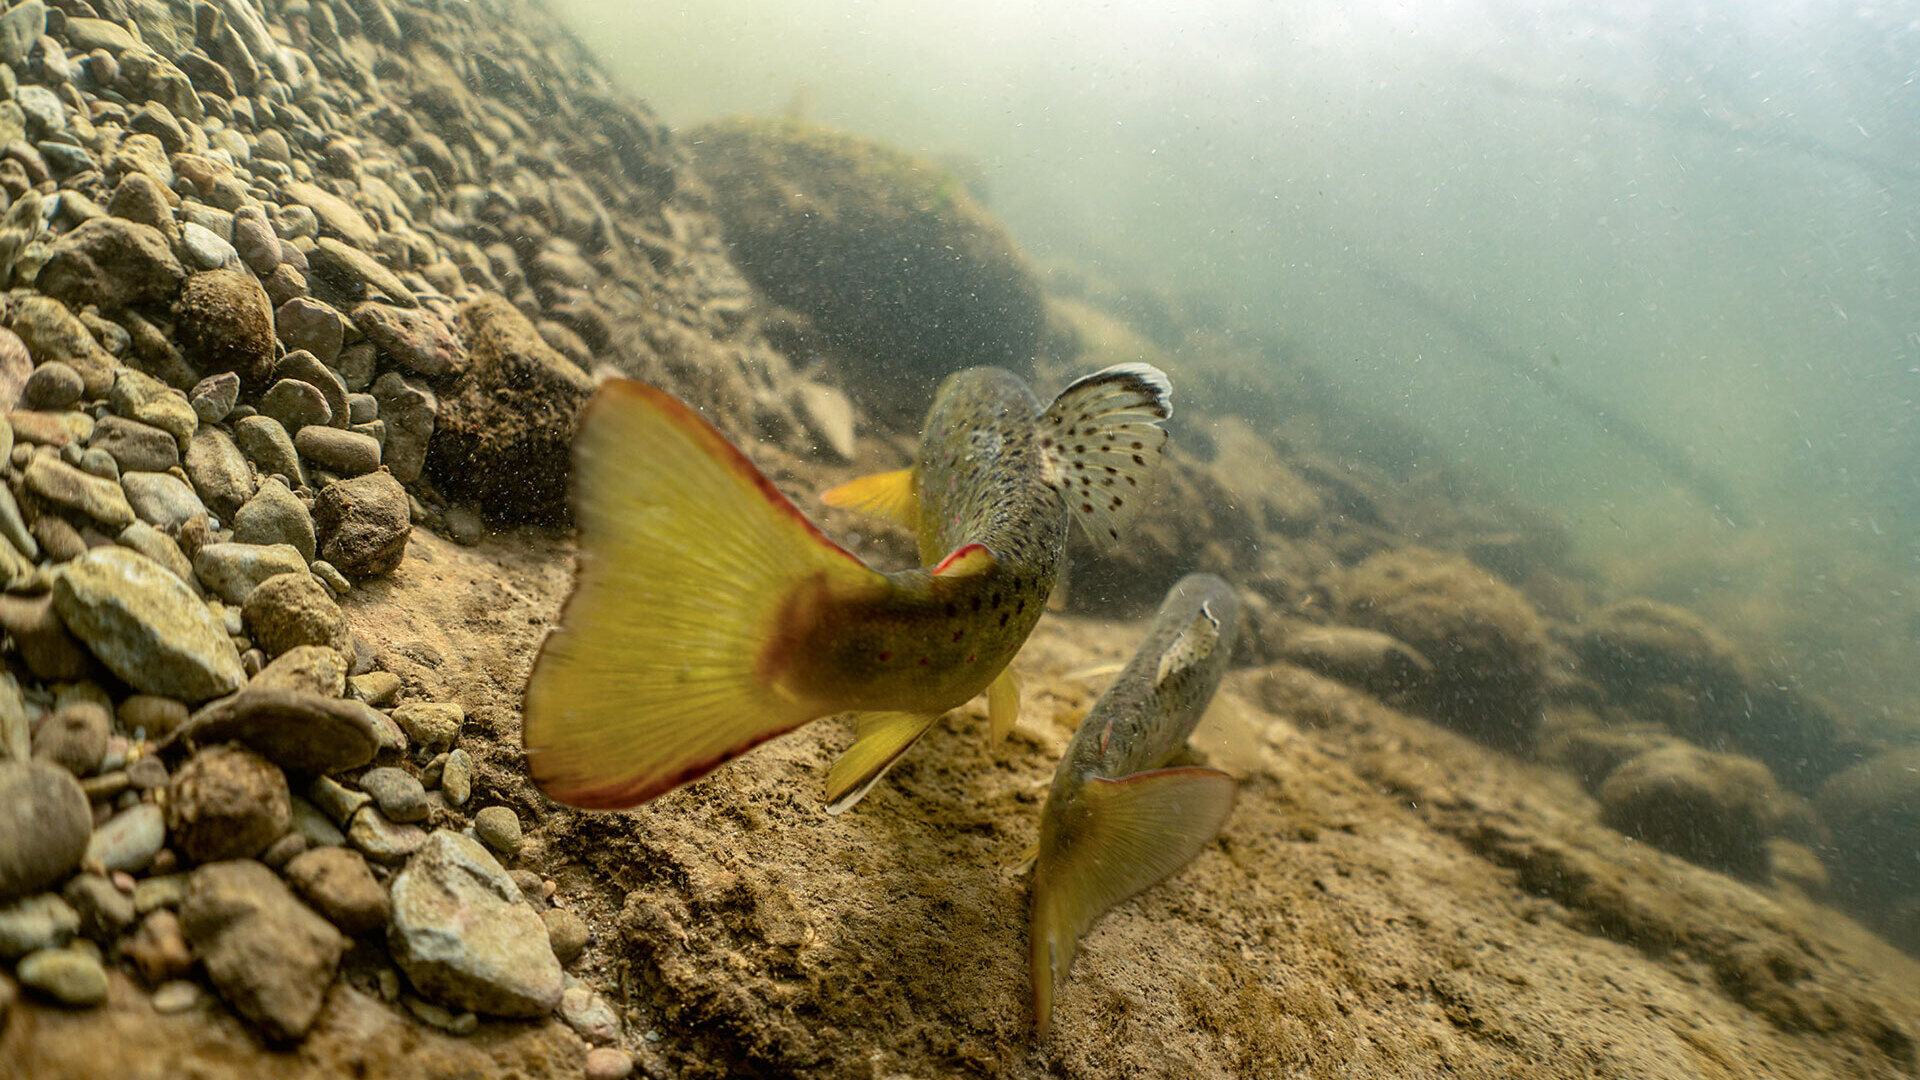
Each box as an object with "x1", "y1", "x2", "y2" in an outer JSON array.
[
  {"x1": 181, "y1": 859, "x2": 346, "y2": 1041},
  {"x1": 52, "y1": 547, "x2": 245, "y2": 703},
  {"x1": 388, "y1": 830, "x2": 561, "y2": 1018}
]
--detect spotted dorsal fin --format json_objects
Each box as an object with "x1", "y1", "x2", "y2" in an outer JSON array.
[{"x1": 1039, "y1": 363, "x2": 1172, "y2": 549}]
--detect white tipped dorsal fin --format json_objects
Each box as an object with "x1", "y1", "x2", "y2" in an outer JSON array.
[
  {"x1": 1155, "y1": 602, "x2": 1222, "y2": 690},
  {"x1": 1039, "y1": 363, "x2": 1173, "y2": 550}
]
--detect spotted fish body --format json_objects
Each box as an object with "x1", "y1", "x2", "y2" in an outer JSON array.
[
  {"x1": 1029, "y1": 572, "x2": 1243, "y2": 1036},
  {"x1": 521, "y1": 363, "x2": 1172, "y2": 812}
]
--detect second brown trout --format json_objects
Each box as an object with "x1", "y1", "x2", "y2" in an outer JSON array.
[
  {"x1": 522, "y1": 363, "x2": 1173, "y2": 811},
  {"x1": 1029, "y1": 572, "x2": 1243, "y2": 1036}
]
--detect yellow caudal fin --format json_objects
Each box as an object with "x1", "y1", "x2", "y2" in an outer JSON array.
[
  {"x1": 988, "y1": 667, "x2": 1020, "y2": 748},
  {"x1": 823, "y1": 711, "x2": 942, "y2": 815},
  {"x1": 1030, "y1": 766, "x2": 1237, "y2": 1037},
  {"x1": 821, "y1": 468, "x2": 919, "y2": 529},
  {"x1": 523, "y1": 378, "x2": 888, "y2": 810}
]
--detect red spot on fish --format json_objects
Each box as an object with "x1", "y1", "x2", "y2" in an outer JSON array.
[{"x1": 877, "y1": 651, "x2": 892, "y2": 662}]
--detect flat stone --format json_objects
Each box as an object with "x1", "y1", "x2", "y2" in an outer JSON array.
[
  {"x1": 35, "y1": 217, "x2": 185, "y2": 309},
  {"x1": 472, "y1": 806, "x2": 522, "y2": 858},
  {"x1": 274, "y1": 298, "x2": 346, "y2": 367},
  {"x1": 16, "y1": 947, "x2": 107, "y2": 1006},
  {"x1": 542, "y1": 907, "x2": 589, "y2": 966},
  {"x1": 232, "y1": 414, "x2": 304, "y2": 488},
  {"x1": 559, "y1": 982, "x2": 620, "y2": 1044},
  {"x1": 120, "y1": 470, "x2": 208, "y2": 531},
  {"x1": 242, "y1": 572, "x2": 347, "y2": 657},
  {"x1": 259, "y1": 378, "x2": 332, "y2": 432},
  {"x1": 251, "y1": 644, "x2": 347, "y2": 697},
  {"x1": 348, "y1": 806, "x2": 427, "y2": 865},
  {"x1": 371, "y1": 372, "x2": 436, "y2": 484},
  {"x1": 84, "y1": 802, "x2": 165, "y2": 874},
  {"x1": 390, "y1": 702, "x2": 462, "y2": 754},
  {"x1": 109, "y1": 370, "x2": 197, "y2": 446},
  {"x1": 284, "y1": 181, "x2": 378, "y2": 249},
  {"x1": 0, "y1": 593, "x2": 88, "y2": 681},
  {"x1": 310, "y1": 237, "x2": 413, "y2": 307},
  {"x1": 284, "y1": 846, "x2": 390, "y2": 935},
  {"x1": 192, "y1": 541, "x2": 308, "y2": 605},
  {"x1": 63, "y1": 873, "x2": 134, "y2": 942},
  {"x1": 24, "y1": 454, "x2": 134, "y2": 527},
  {"x1": 230, "y1": 478, "x2": 317, "y2": 564},
  {"x1": 387, "y1": 830, "x2": 561, "y2": 1018},
  {"x1": 184, "y1": 427, "x2": 255, "y2": 518},
  {"x1": 354, "y1": 303, "x2": 461, "y2": 378},
  {"x1": 89, "y1": 415, "x2": 179, "y2": 473},
  {"x1": 9, "y1": 295, "x2": 115, "y2": 399},
  {"x1": 180, "y1": 221, "x2": 238, "y2": 270},
  {"x1": 53, "y1": 546, "x2": 244, "y2": 703},
  {"x1": 359, "y1": 766, "x2": 428, "y2": 824},
  {"x1": 116, "y1": 521, "x2": 195, "y2": 587},
  {"x1": 189, "y1": 372, "x2": 240, "y2": 424},
  {"x1": 440, "y1": 748, "x2": 473, "y2": 806},
  {"x1": 0, "y1": 893, "x2": 78, "y2": 958},
  {"x1": 171, "y1": 687, "x2": 385, "y2": 774},
  {"x1": 274, "y1": 351, "x2": 351, "y2": 429},
  {"x1": 181, "y1": 859, "x2": 346, "y2": 1041},
  {"x1": 294, "y1": 425, "x2": 380, "y2": 476},
  {"x1": 7, "y1": 409, "x2": 93, "y2": 448}
]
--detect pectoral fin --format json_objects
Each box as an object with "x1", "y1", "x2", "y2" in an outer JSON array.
[
  {"x1": 823, "y1": 711, "x2": 942, "y2": 815},
  {"x1": 1030, "y1": 766, "x2": 1237, "y2": 1036},
  {"x1": 987, "y1": 667, "x2": 1020, "y2": 748},
  {"x1": 821, "y1": 468, "x2": 919, "y2": 529}
]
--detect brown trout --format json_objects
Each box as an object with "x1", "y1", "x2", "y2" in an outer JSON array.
[
  {"x1": 1029, "y1": 572, "x2": 1242, "y2": 1036},
  {"x1": 522, "y1": 363, "x2": 1172, "y2": 811}
]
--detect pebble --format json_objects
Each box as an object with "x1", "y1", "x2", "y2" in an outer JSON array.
[
  {"x1": 348, "y1": 670, "x2": 402, "y2": 707},
  {"x1": 289, "y1": 795, "x2": 346, "y2": 849},
  {"x1": 11, "y1": 296, "x2": 115, "y2": 399},
  {"x1": 16, "y1": 946, "x2": 108, "y2": 1006},
  {"x1": 124, "y1": 755, "x2": 168, "y2": 790},
  {"x1": 242, "y1": 571, "x2": 348, "y2": 657},
  {"x1": 348, "y1": 805, "x2": 427, "y2": 866},
  {"x1": 230, "y1": 478, "x2": 317, "y2": 562},
  {"x1": 0, "y1": 760, "x2": 91, "y2": 901},
  {"x1": 166, "y1": 745, "x2": 290, "y2": 863},
  {"x1": 273, "y1": 351, "x2": 351, "y2": 430},
  {"x1": 261, "y1": 832, "x2": 308, "y2": 870},
  {"x1": 260, "y1": 377, "x2": 333, "y2": 432},
  {"x1": 232, "y1": 207, "x2": 279, "y2": 277},
  {"x1": 359, "y1": 766, "x2": 429, "y2": 824},
  {"x1": 21, "y1": 361, "x2": 83, "y2": 410},
  {"x1": 310, "y1": 560, "x2": 352, "y2": 596},
  {"x1": 192, "y1": 541, "x2": 309, "y2": 605},
  {"x1": 232, "y1": 414, "x2": 306, "y2": 488},
  {"x1": 294, "y1": 425, "x2": 381, "y2": 476},
  {"x1": 372, "y1": 372, "x2": 438, "y2": 485},
  {"x1": 403, "y1": 994, "x2": 479, "y2": 1035},
  {"x1": 180, "y1": 858, "x2": 346, "y2": 1041},
  {"x1": 122, "y1": 908, "x2": 191, "y2": 983},
  {"x1": 24, "y1": 453, "x2": 135, "y2": 527},
  {"x1": 9, "y1": 409, "x2": 95, "y2": 448},
  {"x1": 53, "y1": 546, "x2": 245, "y2": 702},
  {"x1": 84, "y1": 802, "x2": 164, "y2": 873},
  {"x1": 105, "y1": 172, "x2": 175, "y2": 240},
  {"x1": 131, "y1": 874, "x2": 187, "y2": 915},
  {"x1": 188, "y1": 372, "x2": 241, "y2": 424},
  {"x1": 354, "y1": 302, "x2": 461, "y2": 377},
  {"x1": 252, "y1": 644, "x2": 348, "y2": 697},
  {"x1": 310, "y1": 237, "x2": 413, "y2": 305},
  {"x1": 559, "y1": 982, "x2": 620, "y2": 1044},
  {"x1": 151, "y1": 979, "x2": 199, "y2": 1013},
  {"x1": 180, "y1": 221, "x2": 239, "y2": 269},
  {"x1": 274, "y1": 297, "x2": 347, "y2": 367},
  {"x1": 391, "y1": 701, "x2": 463, "y2": 754},
  {"x1": 120, "y1": 470, "x2": 209, "y2": 530},
  {"x1": 441, "y1": 747, "x2": 473, "y2": 806},
  {"x1": 116, "y1": 694, "x2": 189, "y2": 739},
  {"x1": 31, "y1": 699, "x2": 110, "y2": 776},
  {"x1": 583, "y1": 1048, "x2": 634, "y2": 1080},
  {"x1": 184, "y1": 427, "x2": 256, "y2": 518},
  {"x1": 89, "y1": 415, "x2": 180, "y2": 473},
  {"x1": 284, "y1": 845, "x2": 391, "y2": 935},
  {"x1": 0, "y1": 893, "x2": 79, "y2": 958},
  {"x1": 61, "y1": 873, "x2": 133, "y2": 942},
  {"x1": 171, "y1": 687, "x2": 386, "y2": 775},
  {"x1": 387, "y1": 830, "x2": 561, "y2": 1018},
  {"x1": 472, "y1": 806, "x2": 523, "y2": 858},
  {"x1": 108, "y1": 369, "x2": 198, "y2": 447},
  {"x1": 542, "y1": 906, "x2": 589, "y2": 966},
  {"x1": 308, "y1": 775, "x2": 373, "y2": 827},
  {"x1": 0, "y1": 592, "x2": 89, "y2": 680}
]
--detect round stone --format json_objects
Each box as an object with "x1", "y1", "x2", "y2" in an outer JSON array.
[
  {"x1": 166, "y1": 745, "x2": 291, "y2": 863},
  {"x1": 16, "y1": 947, "x2": 108, "y2": 1006},
  {"x1": 241, "y1": 571, "x2": 347, "y2": 657},
  {"x1": 583, "y1": 1047, "x2": 634, "y2": 1080},
  {"x1": 358, "y1": 766, "x2": 428, "y2": 824},
  {"x1": 21, "y1": 362, "x2": 84, "y2": 410},
  {"x1": 472, "y1": 806, "x2": 522, "y2": 858},
  {"x1": 0, "y1": 760, "x2": 93, "y2": 902}
]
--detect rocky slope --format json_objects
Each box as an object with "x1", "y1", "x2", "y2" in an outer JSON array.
[{"x1": 0, "y1": 0, "x2": 1916, "y2": 1078}]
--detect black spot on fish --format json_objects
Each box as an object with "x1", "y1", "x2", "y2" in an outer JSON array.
[{"x1": 1132, "y1": 454, "x2": 1145, "y2": 466}]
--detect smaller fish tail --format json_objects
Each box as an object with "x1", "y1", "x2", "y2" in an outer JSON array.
[{"x1": 1029, "y1": 765, "x2": 1237, "y2": 1035}]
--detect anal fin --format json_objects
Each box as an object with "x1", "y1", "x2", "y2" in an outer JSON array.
[
  {"x1": 1030, "y1": 765, "x2": 1236, "y2": 1036},
  {"x1": 987, "y1": 667, "x2": 1020, "y2": 748},
  {"x1": 824, "y1": 711, "x2": 942, "y2": 815},
  {"x1": 821, "y1": 468, "x2": 919, "y2": 529}
]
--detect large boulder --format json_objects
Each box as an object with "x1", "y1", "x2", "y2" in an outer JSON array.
[{"x1": 687, "y1": 118, "x2": 1044, "y2": 417}]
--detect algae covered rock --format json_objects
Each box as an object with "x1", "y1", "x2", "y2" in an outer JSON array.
[
  {"x1": 1338, "y1": 547, "x2": 1549, "y2": 747},
  {"x1": 687, "y1": 118, "x2": 1044, "y2": 412},
  {"x1": 177, "y1": 267, "x2": 277, "y2": 391},
  {"x1": 1598, "y1": 744, "x2": 1780, "y2": 881}
]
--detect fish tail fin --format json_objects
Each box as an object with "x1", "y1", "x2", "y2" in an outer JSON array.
[
  {"x1": 1030, "y1": 766, "x2": 1237, "y2": 1036},
  {"x1": 523, "y1": 377, "x2": 887, "y2": 810},
  {"x1": 1040, "y1": 363, "x2": 1173, "y2": 549},
  {"x1": 987, "y1": 667, "x2": 1020, "y2": 748},
  {"x1": 821, "y1": 467, "x2": 920, "y2": 529},
  {"x1": 823, "y1": 710, "x2": 943, "y2": 814}
]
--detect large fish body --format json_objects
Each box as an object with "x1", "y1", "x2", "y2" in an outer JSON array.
[
  {"x1": 1029, "y1": 572, "x2": 1242, "y2": 1036},
  {"x1": 522, "y1": 364, "x2": 1172, "y2": 812}
]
